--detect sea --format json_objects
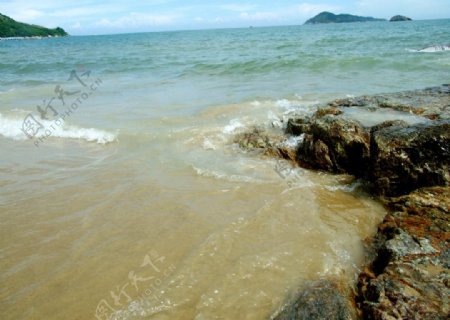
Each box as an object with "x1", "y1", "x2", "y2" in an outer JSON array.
[{"x1": 0, "y1": 19, "x2": 449, "y2": 320}]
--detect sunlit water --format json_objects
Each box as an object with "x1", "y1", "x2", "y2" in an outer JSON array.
[{"x1": 1, "y1": 20, "x2": 449, "y2": 319}]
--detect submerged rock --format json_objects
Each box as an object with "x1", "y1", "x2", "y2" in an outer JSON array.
[
  {"x1": 233, "y1": 127, "x2": 297, "y2": 162},
  {"x1": 357, "y1": 187, "x2": 450, "y2": 319},
  {"x1": 273, "y1": 280, "x2": 355, "y2": 320},
  {"x1": 234, "y1": 127, "x2": 273, "y2": 150}
]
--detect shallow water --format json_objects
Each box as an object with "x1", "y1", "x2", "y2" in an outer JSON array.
[{"x1": 1, "y1": 20, "x2": 449, "y2": 319}]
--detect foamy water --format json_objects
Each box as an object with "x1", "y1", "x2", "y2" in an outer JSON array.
[
  {"x1": 0, "y1": 113, "x2": 117, "y2": 144},
  {"x1": 1, "y1": 19, "x2": 449, "y2": 320}
]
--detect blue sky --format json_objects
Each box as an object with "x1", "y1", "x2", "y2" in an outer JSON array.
[{"x1": 2, "y1": 0, "x2": 450, "y2": 35}]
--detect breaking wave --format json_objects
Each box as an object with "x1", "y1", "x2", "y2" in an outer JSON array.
[{"x1": 0, "y1": 113, "x2": 117, "y2": 144}]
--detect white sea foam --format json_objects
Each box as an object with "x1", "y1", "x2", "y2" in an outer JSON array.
[
  {"x1": 408, "y1": 45, "x2": 450, "y2": 53},
  {"x1": 202, "y1": 138, "x2": 217, "y2": 150},
  {"x1": 0, "y1": 113, "x2": 117, "y2": 144},
  {"x1": 222, "y1": 119, "x2": 245, "y2": 134},
  {"x1": 282, "y1": 134, "x2": 305, "y2": 148},
  {"x1": 192, "y1": 166, "x2": 266, "y2": 183},
  {"x1": 275, "y1": 99, "x2": 296, "y2": 109},
  {"x1": 267, "y1": 111, "x2": 283, "y2": 128}
]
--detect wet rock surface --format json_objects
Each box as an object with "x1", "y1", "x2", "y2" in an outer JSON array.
[
  {"x1": 233, "y1": 126, "x2": 298, "y2": 162},
  {"x1": 273, "y1": 280, "x2": 356, "y2": 320},
  {"x1": 327, "y1": 85, "x2": 450, "y2": 121},
  {"x1": 288, "y1": 85, "x2": 450, "y2": 196},
  {"x1": 370, "y1": 121, "x2": 450, "y2": 197},
  {"x1": 357, "y1": 187, "x2": 449, "y2": 320},
  {"x1": 299, "y1": 115, "x2": 370, "y2": 176}
]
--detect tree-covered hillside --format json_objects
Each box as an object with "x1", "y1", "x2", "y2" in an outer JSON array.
[{"x1": 0, "y1": 13, "x2": 68, "y2": 38}]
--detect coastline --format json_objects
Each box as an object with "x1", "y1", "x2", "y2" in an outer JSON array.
[
  {"x1": 0, "y1": 35, "x2": 68, "y2": 40},
  {"x1": 233, "y1": 84, "x2": 449, "y2": 319}
]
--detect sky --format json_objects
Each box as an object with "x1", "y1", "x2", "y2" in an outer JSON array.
[{"x1": 1, "y1": 0, "x2": 450, "y2": 35}]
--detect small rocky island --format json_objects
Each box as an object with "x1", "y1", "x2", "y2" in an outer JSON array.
[
  {"x1": 233, "y1": 85, "x2": 449, "y2": 319},
  {"x1": 305, "y1": 11, "x2": 385, "y2": 24},
  {"x1": 0, "y1": 13, "x2": 67, "y2": 38},
  {"x1": 390, "y1": 15, "x2": 412, "y2": 21}
]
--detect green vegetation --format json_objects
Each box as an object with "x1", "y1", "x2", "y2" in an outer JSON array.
[
  {"x1": 390, "y1": 15, "x2": 412, "y2": 22},
  {"x1": 305, "y1": 11, "x2": 385, "y2": 24},
  {"x1": 0, "y1": 13, "x2": 68, "y2": 38}
]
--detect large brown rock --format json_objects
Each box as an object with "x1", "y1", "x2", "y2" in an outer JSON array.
[
  {"x1": 357, "y1": 187, "x2": 450, "y2": 320},
  {"x1": 370, "y1": 121, "x2": 450, "y2": 197},
  {"x1": 297, "y1": 115, "x2": 370, "y2": 176}
]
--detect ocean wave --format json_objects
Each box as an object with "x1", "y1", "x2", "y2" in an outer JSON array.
[
  {"x1": 180, "y1": 58, "x2": 310, "y2": 77},
  {"x1": 0, "y1": 113, "x2": 117, "y2": 144},
  {"x1": 222, "y1": 118, "x2": 245, "y2": 134},
  {"x1": 408, "y1": 45, "x2": 450, "y2": 53}
]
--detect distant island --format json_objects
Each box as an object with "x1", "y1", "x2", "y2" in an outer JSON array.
[
  {"x1": 0, "y1": 13, "x2": 68, "y2": 38},
  {"x1": 305, "y1": 11, "x2": 385, "y2": 24},
  {"x1": 390, "y1": 15, "x2": 412, "y2": 22}
]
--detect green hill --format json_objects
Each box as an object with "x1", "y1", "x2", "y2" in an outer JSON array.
[
  {"x1": 305, "y1": 11, "x2": 385, "y2": 24},
  {"x1": 0, "y1": 13, "x2": 68, "y2": 38}
]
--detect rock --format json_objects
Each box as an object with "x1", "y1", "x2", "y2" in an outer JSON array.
[
  {"x1": 286, "y1": 86, "x2": 449, "y2": 195},
  {"x1": 252, "y1": 87, "x2": 449, "y2": 320},
  {"x1": 357, "y1": 187, "x2": 450, "y2": 320},
  {"x1": 233, "y1": 127, "x2": 298, "y2": 162},
  {"x1": 390, "y1": 15, "x2": 412, "y2": 22},
  {"x1": 326, "y1": 85, "x2": 450, "y2": 120},
  {"x1": 274, "y1": 280, "x2": 355, "y2": 320},
  {"x1": 298, "y1": 134, "x2": 334, "y2": 171},
  {"x1": 286, "y1": 117, "x2": 311, "y2": 135},
  {"x1": 315, "y1": 106, "x2": 343, "y2": 118},
  {"x1": 370, "y1": 120, "x2": 450, "y2": 197},
  {"x1": 328, "y1": 97, "x2": 374, "y2": 108},
  {"x1": 233, "y1": 127, "x2": 273, "y2": 150},
  {"x1": 265, "y1": 87, "x2": 449, "y2": 320},
  {"x1": 297, "y1": 115, "x2": 370, "y2": 176}
]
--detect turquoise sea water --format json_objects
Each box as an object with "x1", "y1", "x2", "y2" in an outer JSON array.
[
  {"x1": 2, "y1": 19, "x2": 450, "y2": 106},
  {"x1": 1, "y1": 19, "x2": 449, "y2": 141},
  {"x1": 0, "y1": 20, "x2": 449, "y2": 320}
]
